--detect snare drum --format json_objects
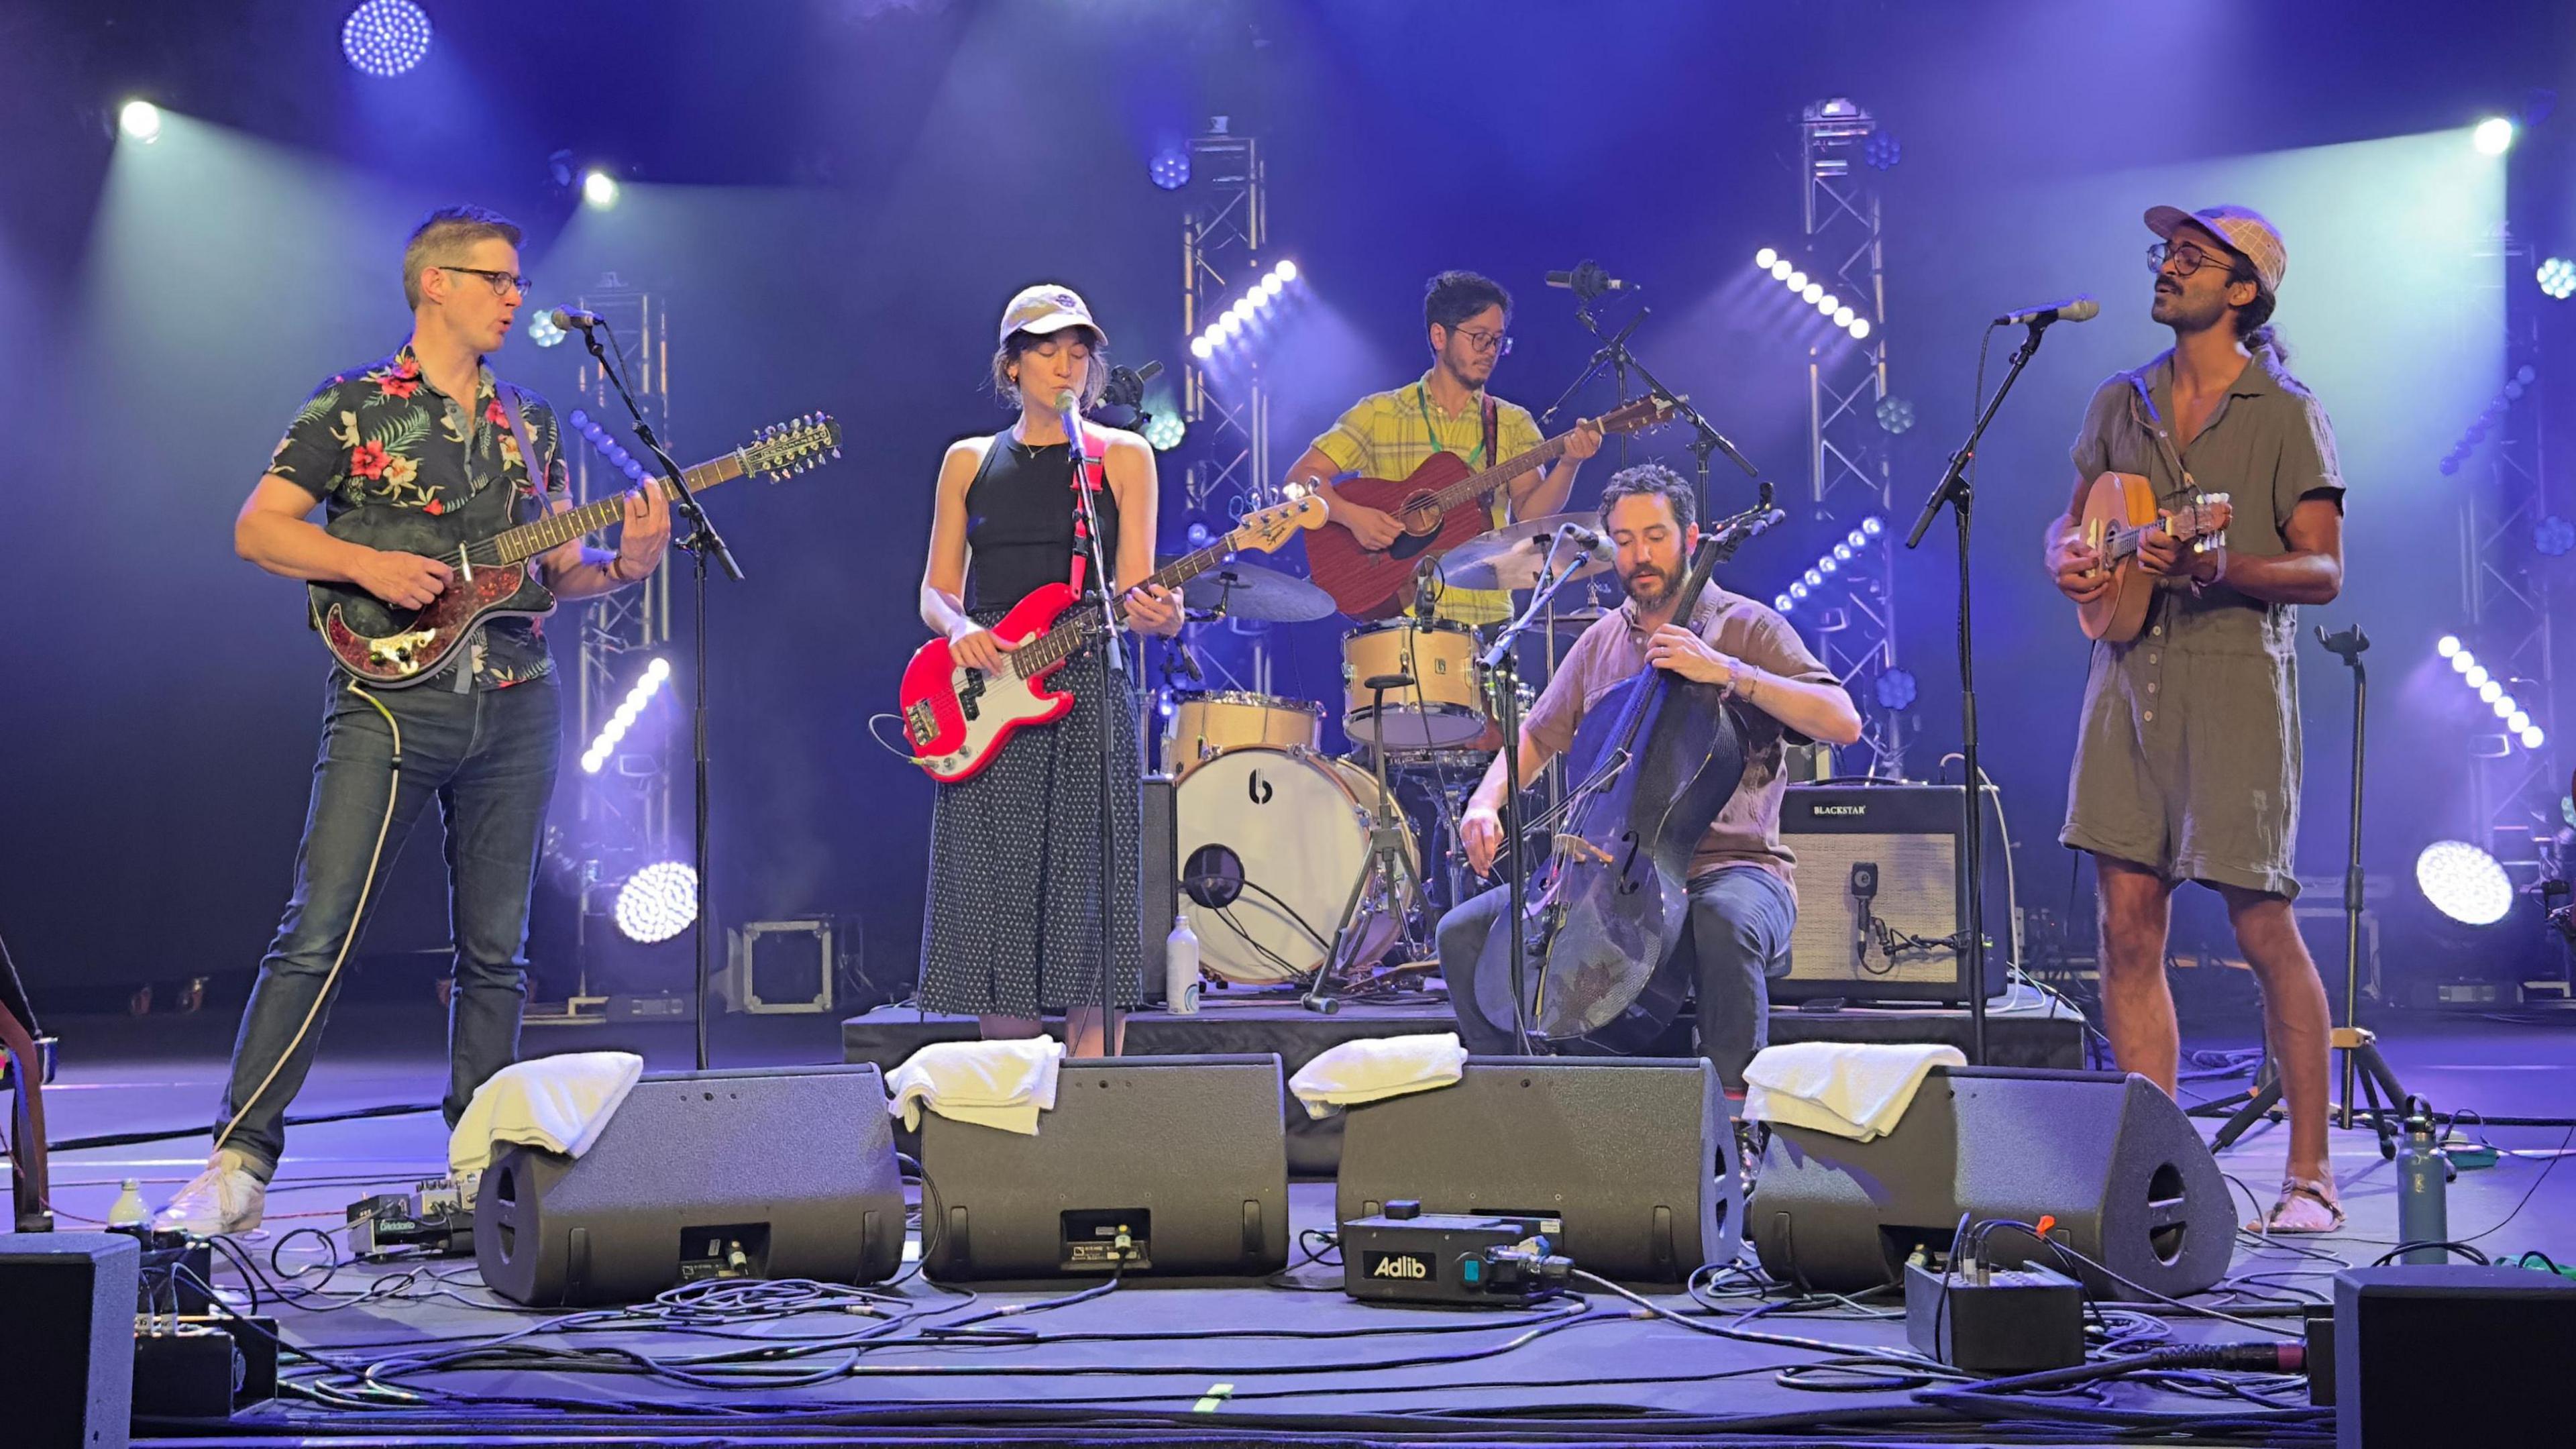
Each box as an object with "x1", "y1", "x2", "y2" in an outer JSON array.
[
  {"x1": 1342, "y1": 619, "x2": 1489, "y2": 751},
  {"x1": 1163, "y1": 691, "x2": 1323, "y2": 779},
  {"x1": 1173, "y1": 748, "x2": 1417, "y2": 983}
]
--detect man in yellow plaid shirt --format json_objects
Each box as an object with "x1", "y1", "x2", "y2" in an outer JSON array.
[{"x1": 1287, "y1": 272, "x2": 1602, "y2": 627}]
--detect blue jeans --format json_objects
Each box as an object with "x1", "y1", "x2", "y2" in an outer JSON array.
[
  {"x1": 216, "y1": 673, "x2": 561, "y2": 1177},
  {"x1": 1436, "y1": 864, "x2": 1796, "y2": 1091}
]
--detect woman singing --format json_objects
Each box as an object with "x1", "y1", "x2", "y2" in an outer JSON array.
[{"x1": 916, "y1": 285, "x2": 1181, "y2": 1057}]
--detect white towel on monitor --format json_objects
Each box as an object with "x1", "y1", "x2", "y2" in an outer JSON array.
[
  {"x1": 1741, "y1": 1041, "x2": 1965, "y2": 1142},
  {"x1": 885, "y1": 1037, "x2": 1065, "y2": 1135},
  {"x1": 1287, "y1": 1033, "x2": 1469, "y2": 1120},
  {"x1": 449, "y1": 1051, "x2": 646, "y2": 1175}
]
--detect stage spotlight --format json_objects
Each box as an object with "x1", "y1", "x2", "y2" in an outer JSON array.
[
  {"x1": 1189, "y1": 336, "x2": 1214, "y2": 361},
  {"x1": 1845, "y1": 528, "x2": 1870, "y2": 550},
  {"x1": 1787, "y1": 270, "x2": 1809, "y2": 291},
  {"x1": 1149, "y1": 148, "x2": 1191, "y2": 190},
  {"x1": 1803, "y1": 568, "x2": 1824, "y2": 589},
  {"x1": 1801, "y1": 282, "x2": 1824, "y2": 305},
  {"x1": 526, "y1": 309, "x2": 566, "y2": 348},
  {"x1": 118, "y1": 99, "x2": 162, "y2": 143},
  {"x1": 2523, "y1": 725, "x2": 2546, "y2": 749},
  {"x1": 1818, "y1": 555, "x2": 1838, "y2": 576},
  {"x1": 1874, "y1": 667, "x2": 1919, "y2": 711},
  {"x1": 2452, "y1": 650, "x2": 2475, "y2": 674},
  {"x1": 1789, "y1": 581, "x2": 1810, "y2": 600},
  {"x1": 1875, "y1": 395, "x2": 1915, "y2": 434},
  {"x1": 1774, "y1": 592, "x2": 1795, "y2": 612},
  {"x1": 2535, "y1": 515, "x2": 2575, "y2": 556},
  {"x1": 1860, "y1": 516, "x2": 1884, "y2": 538},
  {"x1": 1769, "y1": 258, "x2": 1794, "y2": 281},
  {"x1": 582, "y1": 657, "x2": 672, "y2": 774},
  {"x1": 1864, "y1": 133, "x2": 1902, "y2": 170},
  {"x1": 1273, "y1": 260, "x2": 1298, "y2": 283},
  {"x1": 1817, "y1": 292, "x2": 1840, "y2": 314},
  {"x1": 2473, "y1": 116, "x2": 2516, "y2": 155},
  {"x1": 341, "y1": 0, "x2": 434, "y2": 78},
  {"x1": 1833, "y1": 542, "x2": 1854, "y2": 562},
  {"x1": 2540, "y1": 258, "x2": 2576, "y2": 301},
  {"x1": 1756, "y1": 247, "x2": 1779, "y2": 270},
  {"x1": 1259, "y1": 274, "x2": 1286, "y2": 299},
  {"x1": 614, "y1": 860, "x2": 700, "y2": 944},
  {"x1": 2510, "y1": 710, "x2": 2533, "y2": 733},
  {"x1": 2416, "y1": 840, "x2": 2512, "y2": 926},
  {"x1": 582, "y1": 170, "x2": 620, "y2": 209},
  {"x1": 1142, "y1": 412, "x2": 1185, "y2": 451},
  {"x1": 1847, "y1": 317, "x2": 1872, "y2": 340},
  {"x1": 2467, "y1": 665, "x2": 2491, "y2": 689},
  {"x1": 2480, "y1": 680, "x2": 2504, "y2": 703},
  {"x1": 2438, "y1": 635, "x2": 2461, "y2": 657},
  {"x1": 2493, "y1": 694, "x2": 2518, "y2": 718}
]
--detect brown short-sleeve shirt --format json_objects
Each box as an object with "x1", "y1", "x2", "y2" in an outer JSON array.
[{"x1": 1524, "y1": 586, "x2": 1840, "y2": 898}]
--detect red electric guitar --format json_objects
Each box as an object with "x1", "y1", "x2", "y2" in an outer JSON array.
[
  {"x1": 1302, "y1": 394, "x2": 1676, "y2": 619},
  {"x1": 900, "y1": 492, "x2": 1328, "y2": 782}
]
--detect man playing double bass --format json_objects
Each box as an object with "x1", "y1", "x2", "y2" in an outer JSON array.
[{"x1": 1438, "y1": 464, "x2": 1862, "y2": 1085}]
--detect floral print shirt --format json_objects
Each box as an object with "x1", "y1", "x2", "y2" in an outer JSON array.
[{"x1": 269, "y1": 344, "x2": 569, "y2": 688}]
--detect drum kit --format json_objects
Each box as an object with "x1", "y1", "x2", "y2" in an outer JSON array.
[{"x1": 1153, "y1": 513, "x2": 1619, "y2": 991}]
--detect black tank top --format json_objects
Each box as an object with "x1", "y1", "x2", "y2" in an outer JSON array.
[{"x1": 962, "y1": 431, "x2": 1121, "y2": 611}]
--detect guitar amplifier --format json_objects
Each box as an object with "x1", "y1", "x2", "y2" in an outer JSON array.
[{"x1": 1778, "y1": 784, "x2": 2001, "y2": 1005}]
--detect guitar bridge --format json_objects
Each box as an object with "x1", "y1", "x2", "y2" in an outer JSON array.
[{"x1": 366, "y1": 627, "x2": 439, "y2": 667}]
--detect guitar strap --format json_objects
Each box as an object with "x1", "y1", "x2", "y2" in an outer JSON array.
[
  {"x1": 1065, "y1": 425, "x2": 1111, "y2": 595},
  {"x1": 1483, "y1": 397, "x2": 1501, "y2": 521},
  {"x1": 2125, "y1": 372, "x2": 2226, "y2": 596}
]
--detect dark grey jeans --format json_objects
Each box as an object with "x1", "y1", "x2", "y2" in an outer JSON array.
[
  {"x1": 1436, "y1": 864, "x2": 1796, "y2": 1091},
  {"x1": 216, "y1": 672, "x2": 560, "y2": 1177}
]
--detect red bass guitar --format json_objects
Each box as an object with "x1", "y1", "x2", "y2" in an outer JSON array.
[
  {"x1": 900, "y1": 493, "x2": 1327, "y2": 782},
  {"x1": 1301, "y1": 394, "x2": 1675, "y2": 619}
]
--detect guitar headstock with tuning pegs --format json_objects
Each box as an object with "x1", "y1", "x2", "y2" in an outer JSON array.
[{"x1": 743, "y1": 413, "x2": 843, "y2": 481}]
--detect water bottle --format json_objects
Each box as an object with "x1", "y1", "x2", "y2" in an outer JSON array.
[
  {"x1": 2396, "y1": 1097, "x2": 2449, "y2": 1265},
  {"x1": 1165, "y1": 914, "x2": 1202, "y2": 1014},
  {"x1": 108, "y1": 1178, "x2": 148, "y2": 1228}
]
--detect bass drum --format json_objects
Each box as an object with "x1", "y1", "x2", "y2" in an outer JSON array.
[{"x1": 1173, "y1": 748, "x2": 1417, "y2": 984}]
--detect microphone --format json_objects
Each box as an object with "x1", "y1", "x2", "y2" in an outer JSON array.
[
  {"x1": 1545, "y1": 260, "x2": 1635, "y2": 299},
  {"x1": 1096, "y1": 360, "x2": 1165, "y2": 413},
  {"x1": 1556, "y1": 523, "x2": 1612, "y2": 563},
  {"x1": 1171, "y1": 637, "x2": 1204, "y2": 683},
  {"x1": 1992, "y1": 296, "x2": 2100, "y2": 327},
  {"x1": 549, "y1": 307, "x2": 603, "y2": 331}
]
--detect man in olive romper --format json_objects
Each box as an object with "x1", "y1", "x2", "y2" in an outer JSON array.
[{"x1": 2046, "y1": 205, "x2": 2348, "y2": 1234}]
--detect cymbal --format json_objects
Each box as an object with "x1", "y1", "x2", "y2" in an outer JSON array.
[
  {"x1": 1435, "y1": 512, "x2": 1615, "y2": 592},
  {"x1": 1164, "y1": 555, "x2": 1336, "y2": 623}
]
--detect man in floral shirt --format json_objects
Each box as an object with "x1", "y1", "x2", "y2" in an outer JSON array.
[{"x1": 160, "y1": 205, "x2": 671, "y2": 1234}]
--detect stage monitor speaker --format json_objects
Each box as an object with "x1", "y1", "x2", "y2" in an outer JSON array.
[
  {"x1": 475, "y1": 1064, "x2": 905, "y2": 1306},
  {"x1": 1335, "y1": 1057, "x2": 1734, "y2": 1283},
  {"x1": 0, "y1": 1231, "x2": 139, "y2": 1449},
  {"x1": 1142, "y1": 773, "x2": 1178, "y2": 1000},
  {"x1": 2332, "y1": 1266, "x2": 2576, "y2": 1446},
  {"x1": 1748, "y1": 1066, "x2": 2231, "y2": 1300},
  {"x1": 919, "y1": 1055, "x2": 1287, "y2": 1280},
  {"x1": 1778, "y1": 784, "x2": 2001, "y2": 1004}
]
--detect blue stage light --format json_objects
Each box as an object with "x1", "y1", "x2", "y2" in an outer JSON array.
[
  {"x1": 119, "y1": 100, "x2": 162, "y2": 143},
  {"x1": 2416, "y1": 841, "x2": 2511, "y2": 925},
  {"x1": 526, "y1": 309, "x2": 566, "y2": 349},
  {"x1": 615, "y1": 860, "x2": 698, "y2": 943},
  {"x1": 342, "y1": 0, "x2": 434, "y2": 78},
  {"x1": 2473, "y1": 116, "x2": 2516, "y2": 156},
  {"x1": 1774, "y1": 592, "x2": 1795, "y2": 612},
  {"x1": 1876, "y1": 396, "x2": 1915, "y2": 434},
  {"x1": 2536, "y1": 515, "x2": 2575, "y2": 557},
  {"x1": 1860, "y1": 516, "x2": 1885, "y2": 538},
  {"x1": 1149, "y1": 148, "x2": 1191, "y2": 191},
  {"x1": 1874, "y1": 667, "x2": 1919, "y2": 711},
  {"x1": 2536, "y1": 258, "x2": 2573, "y2": 301},
  {"x1": 1142, "y1": 413, "x2": 1186, "y2": 451}
]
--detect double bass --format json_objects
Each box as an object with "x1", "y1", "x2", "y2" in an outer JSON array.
[{"x1": 1471, "y1": 506, "x2": 1780, "y2": 1053}]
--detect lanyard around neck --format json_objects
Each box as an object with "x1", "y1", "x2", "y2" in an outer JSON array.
[{"x1": 1416, "y1": 383, "x2": 1487, "y2": 469}]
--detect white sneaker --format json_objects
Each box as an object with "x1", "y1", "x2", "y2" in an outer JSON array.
[{"x1": 155, "y1": 1150, "x2": 268, "y2": 1236}]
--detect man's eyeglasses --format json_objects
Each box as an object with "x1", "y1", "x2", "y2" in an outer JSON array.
[
  {"x1": 1450, "y1": 325, "x2": 1513, "y2": 356},
  {"x1": 2146, "y1": 241, "x2": 2240, "y2": 280},
  {"x1": 441, "y1": 266, "x2": 529, "y2": 298}
]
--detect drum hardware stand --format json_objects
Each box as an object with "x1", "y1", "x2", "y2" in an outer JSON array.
[
  {"x1": 1905, "y1": 314, "x2": 2068, "y2": 1067},
  {"x1": 1305, "y1": 674, "x2": 1431, "y2": 1016},
  {"x1": 2202, "y1": 625, "x2": 2410, "y2": 1155}
]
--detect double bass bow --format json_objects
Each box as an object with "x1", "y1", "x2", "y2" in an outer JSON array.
[{"x1": 1471, "y1": 500, "x2": 1784, "y2": 1053}]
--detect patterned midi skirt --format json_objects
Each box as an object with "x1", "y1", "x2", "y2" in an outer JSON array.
[{"x1": 917, "y1": 618, "x2": 1144, "y2": 1016}]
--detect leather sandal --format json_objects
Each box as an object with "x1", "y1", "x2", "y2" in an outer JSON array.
[{"x1": 2248, "y1": 1175, "x2": 2344, "y2": 1236}]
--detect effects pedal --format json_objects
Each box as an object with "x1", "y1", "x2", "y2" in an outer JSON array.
[
  {"x1": 1341, "y1": 1201, "x2": 1571, "y2": 1306},
  {"x1": 347, "y1": 1174, "x2": 477, "y2": 1258}
]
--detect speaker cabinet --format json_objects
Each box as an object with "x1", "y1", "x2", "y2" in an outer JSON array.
[
  {"x1": 1336, "y1": 1057, "x2": 1735, "y2": 1282},
  {"x1": 2333, "y1": 1267, "x2": 2576, "y2": 1445},
  {"x1": 475, "y1": 1064, "x2": 905, "y2": 1306},
  {"x1": 920, "y1": 1055, "x2": 1287, "y2": 1280},
  {"x1": 1748, "y1": 1066, "x2": 2231, "y2": 1299},
  {"x1": 1779, "y1": 784, "x2": 2001, "y2": 1004},
  {"x1": 0, "y1": 1232, "x2": 139, "y2": 1449}
]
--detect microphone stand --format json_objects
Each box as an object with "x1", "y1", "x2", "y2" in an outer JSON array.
[
  {"x1": 1478, "y1": 533, "x2": 1593, "y2": 1051},
  {"x1": 1543, "y1": 289, "x2": 1763, "y2": 525},
  {"x1": 582, "y1": 323, "x2": 739, "y2": 1074},
  {"x1": 1902, "y1": 318, "x2": 2053, "y2": 1068},
  {"x1": 1061, "y1": 398, "x2": 1126, "y2": 1059}
]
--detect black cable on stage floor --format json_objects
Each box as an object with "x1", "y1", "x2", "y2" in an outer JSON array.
[{"x1": 46, "y1": 1100, "x2": 439, "y2": 1153}]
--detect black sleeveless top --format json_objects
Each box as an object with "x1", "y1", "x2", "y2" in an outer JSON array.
[{"x1": 962, "y1": 431, "x2": 1121, "y2": 611}]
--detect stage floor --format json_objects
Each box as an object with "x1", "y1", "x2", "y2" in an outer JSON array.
[{"x1": 27, "y1": 999, "x2": 2576, "y2": 1446}]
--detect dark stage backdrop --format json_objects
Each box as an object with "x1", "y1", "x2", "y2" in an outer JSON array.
[{"x1": 1, "y1": 0, "x2": 2570, "y2": 994}]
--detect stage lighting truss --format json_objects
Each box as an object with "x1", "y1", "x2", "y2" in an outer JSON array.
[
  {"x1": 2439, "y1": 365, "x2": 2536, "y2": 476},
  {"x1": 2438, "y1": 635, "x2": 2546, "y2": 751},
  {"x1": 118, "y1": 100, "x2": 162, "y2": 144},
  {"x1": 583, "y1": 657, "x2": 673, "y2": 775},
  {"x1": 615, "y1": 860, "x2": 700, "y2": 945},
  {"x1": 2540, "y1": 257, "x2": 2576, "y2": 301},
  {"x1": 1179, "y1": 118, "x2": 1276, "y2": 565},
  {"x1": 1772, "y1": 516, "x2": 1886, "y2": 617},
  {"x1": 2416, "y1": 839, "x2": 2514, "y2": 927},
  {"x1": 1187, "y1": 260, "x2": 1299, "y2": 362},
  {"x1": 341, "y1": 0, "x2": 434, "y2": 78}
]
